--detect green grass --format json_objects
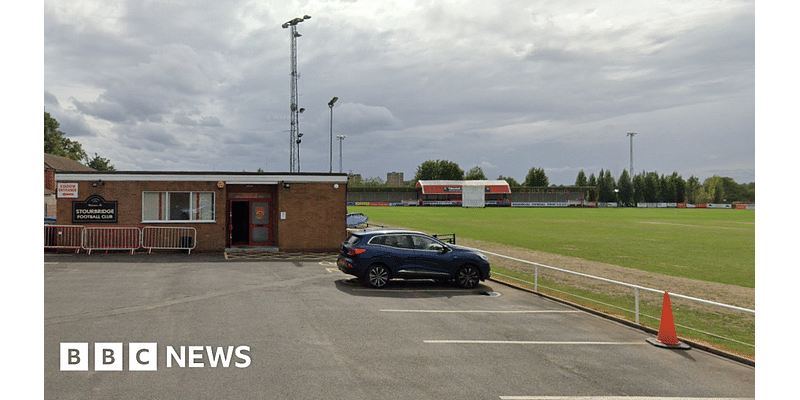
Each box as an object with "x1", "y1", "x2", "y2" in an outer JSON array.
[
  {"x1": 493, "y1": 265, "x2": 755, "y2": 357},
  {"x1": 349, "y1": 206, "x2": 755, "y2": 288}
]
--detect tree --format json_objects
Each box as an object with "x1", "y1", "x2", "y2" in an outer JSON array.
[
  {"x1": 523, "y1": 167, "x2": 549, "y2": 187},
  {"x1": 660, "y1": 174, "x2": 674, "y2": 203},
  {"x1": 45, "y1": 110, "x2": 87, "y2": 162},
  {"x1": 686, "y1": 176, "x2": 701, "y2": 204},
  {"x1": 632, "y1": 173, "x2": 645, "y2": 204},
  {"x1": 497, "y1": 175, "x2": 520, "y2": 187},
  {"x1": 642, "y1": 172, "x2": 660, "y2": 203},
  {"x1": 87, "y1": 153, "x2": 116, "y2": 171},
  {"x1": 595, "y1": 169, "x2": 617, "y2": 202},
  {"x1": 703, "y1": 176, "x2": 726, "y2": 203},
  {"x1": 587, "y1": 173, "x2": 597, "y2": 202},
  {"x1": 351, "y1": 176, "x2": 386, "y2": 187},
  {"x1": 575, "y1": 170, "x2": 588, "y2": 186},
  {"x1": 670, "y1": 172, "x2": 686, "y2": 203},
  {"x1": 465, "y1": 166, "x2": 487, "y2": 180},
  {"x1": 413, "y1": 160, "x2": 464, "y2": 182},
  {"x1": 617, "y1": 169, "x2": 632, "y2": 205}
]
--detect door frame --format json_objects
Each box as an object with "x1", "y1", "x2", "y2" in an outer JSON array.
[{"x1": 228, "y1": 198, "x2": 275, "y2": 247}]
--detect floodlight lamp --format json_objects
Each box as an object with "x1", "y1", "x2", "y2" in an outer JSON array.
[
  {"x1": 299, "y1": 108, "x2": 305, "y2": 113},
  {"x1": 328, "y1": 97, "x2": 339, "y2": 107},
  {"x1": 303, "y1": 15, "x2": 311, "y2": 20},
  {"x1": 294, "y1": 32, "x2": 302, "y2": 38},
  {"x1": 297, "y1": 133, "x2": 303, "y2": 138}
]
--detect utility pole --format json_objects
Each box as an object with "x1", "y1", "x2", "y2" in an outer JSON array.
[
  {"x1": 328, "y1": 97, "x2": 338, "y2": 173},
  {"x1": 627, "y1": 131, "x2": 637, "y2": 177},
  {"x1": 282, "y1": 15, "x2": 311, "y2": 172},
  {"x1": 337, "y1": 135, "x2": 346, "y2": 173}
]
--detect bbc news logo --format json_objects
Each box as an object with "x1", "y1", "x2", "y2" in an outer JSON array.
[{"x1": 60, "y1": 343, "x2": 251, "y2": 371}]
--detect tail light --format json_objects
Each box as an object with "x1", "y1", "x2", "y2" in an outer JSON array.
[{"x1": 348, "y1": 248, "x2": 366, "y2": 256}]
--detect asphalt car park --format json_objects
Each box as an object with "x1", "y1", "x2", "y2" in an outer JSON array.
[{"x1": 44, "y1": 254, "x2": 755, "y2": 399}]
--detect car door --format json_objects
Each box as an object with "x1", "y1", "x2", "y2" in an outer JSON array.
[
  {"x1": 409, "y1": 235, "x2": 453, "y2": 279},
  {"x1": 384, "y1": 234, "x2": 423, "y2": 278}
]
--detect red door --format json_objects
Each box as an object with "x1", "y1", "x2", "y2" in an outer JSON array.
[
  {"x1": 229, "y1": 200, "x2": 273, "y2": 246},
  {"x1": 250, "y1": 201, "x2": 271, "y2": 245}
]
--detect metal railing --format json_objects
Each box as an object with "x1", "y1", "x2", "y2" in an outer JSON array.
[
  {"x1": 44, "y1": 225, "x2": 84, "y2": 253},
  {"x1": 142, "y1": 227, "x2": 196, "y2": 254},
  {"x1": 43, "y1": 225, "x2": 197, "y2": 254},
  {"x1": 466, "y1": 247, "x2": 755, "y2": 351},
  {"x1": 83, "y1": 226, "x2": 142, "y2": 254}
]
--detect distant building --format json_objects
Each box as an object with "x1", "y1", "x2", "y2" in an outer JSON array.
[
  {"x1": 348, "y1": 174, "x2": 362, "y2": 185},
  {"x1": 387, "y1": 172, "x2": 404, "y2": 187},
  {"x1": 416, "y1": 180, "x2": 511, "y2": 207}
]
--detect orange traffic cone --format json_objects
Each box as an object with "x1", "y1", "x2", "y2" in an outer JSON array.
[{"x1": 646, "y1": 291, "x2": 690, "y2": 349}]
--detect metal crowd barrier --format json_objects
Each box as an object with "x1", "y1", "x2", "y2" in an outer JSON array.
[
  {"x1": 83, "y1": 226, "x2": 142, "y2": 254},
  {"x1": 142, "y1": 226, "x2": 197, "y2": 254},
  {"x1": 43, "y1": 225, "x2": 197, "y2": 254},
  {"x1": 44, "y1": 225, "x2": 84, "y2": 253}
]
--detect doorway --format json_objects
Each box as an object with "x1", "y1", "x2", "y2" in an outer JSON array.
[{"x1": 229, "y1": 200, "x2": 274, "y2": 246}]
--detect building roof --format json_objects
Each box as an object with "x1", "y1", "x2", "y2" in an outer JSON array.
[
  {"x1": 44, "y1": 154, "x2": 95, "y2": 172},
  {"x1": 416, "y1": 180, "x2": 511, "y2": 194},
  {"x1": 53, "y1": 171, "x2": 349, "y2": 184}
]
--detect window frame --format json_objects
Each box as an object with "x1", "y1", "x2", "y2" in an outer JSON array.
[{"x1": 141, "y1": 191, "x2": 216, "y2": 223}]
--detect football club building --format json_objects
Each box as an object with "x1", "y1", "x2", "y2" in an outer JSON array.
[{"x1": 51, "y1": 171, "x2": 349, "y2": 253}]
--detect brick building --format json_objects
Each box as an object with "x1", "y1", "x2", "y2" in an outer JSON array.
[
  {"x1": 52, "y1": 171, "x2": 349, "y2": 252},
  {"x1": 45, "y1": 154, "x2": 95, "y2": 218}
]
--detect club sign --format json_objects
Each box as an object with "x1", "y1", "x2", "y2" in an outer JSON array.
[{"x1": 73, "y1": 195, "x2": 118, "y2": 223}]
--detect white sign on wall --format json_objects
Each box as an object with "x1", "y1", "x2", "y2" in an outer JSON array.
[{"x1": 58, "y1": 183, "x2": 79, "y2": 198}]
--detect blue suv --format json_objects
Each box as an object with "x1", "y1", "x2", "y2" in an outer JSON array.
[{"x1": 337, "y1": 229, "x2": 491, "y2": 289}]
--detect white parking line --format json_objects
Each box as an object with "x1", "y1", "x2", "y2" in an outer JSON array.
[
  {"x1": 382, "y1": 309, "x2": 580, "y2": 314},
  {"x1": 425, "y1": 340, "x2": 646, "y2": 345},
  {"x1": 499, "y1": 397, "x2": 753, "y2": 400}
]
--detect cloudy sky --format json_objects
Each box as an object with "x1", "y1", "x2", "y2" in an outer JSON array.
[{"x1": 43, "y1": 0, "x2": 755, "y2": 185}]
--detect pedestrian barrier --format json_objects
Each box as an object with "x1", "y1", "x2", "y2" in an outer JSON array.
[
  {"x1": 83, "y1": 226, "x2": 142, "y2": 254},
  {"x1": 44, "y1": 225, "x2": 197, "y2": 254},
  {"x1": 44, "y1": 225, "x2": 84, "y2": 253},
  {"x1": 142, "y1": 227, "x2": 197, "y2": 254}
]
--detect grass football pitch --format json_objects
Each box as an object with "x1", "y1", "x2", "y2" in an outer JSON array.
[{"x1": 347, "y1": 206, "x2": 755, "y2": 288}]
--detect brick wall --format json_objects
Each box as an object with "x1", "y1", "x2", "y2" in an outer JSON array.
[
  {"x1": 276, "y1": 182, "x2": 347, "y2": 252},
  {"x1": 56, "y1": 180, "x2": 227, "y2": 252}
]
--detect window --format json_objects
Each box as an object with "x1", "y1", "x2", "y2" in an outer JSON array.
[
  {"x1": 409, "y1": 235, "x2": 441, "y2": 251},
  {"x1": 142, "y1": 192, "x2": 215, "y2": 222}
]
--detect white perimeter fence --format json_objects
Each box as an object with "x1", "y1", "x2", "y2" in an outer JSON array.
[
  {"x1": 45, "y1": 225, "x2": 196, "y2": 254},
  {"x1": 467, "y1": 247, "x2": 755, "y2": 354}
]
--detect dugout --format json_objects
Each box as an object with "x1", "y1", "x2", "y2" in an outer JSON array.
[
  {"x1": 52, "y1": 171, "x2": 349, "y2": 252},
  {"x1": 416, "y1": 180, "x2": 511, "y2": 207}
]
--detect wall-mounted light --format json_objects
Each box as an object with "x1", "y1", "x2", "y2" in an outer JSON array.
[
  {"x1": 91, "y1": 180, "x2": 105, "y2": 187},
  {"x1": 283, "y1": 183, "x2": 291, "y2": 189}
]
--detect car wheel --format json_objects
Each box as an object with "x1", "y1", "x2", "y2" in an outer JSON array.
[
  {"x1": 366, "y1": 264, "x2": 390, "y2": 288},
  {"x1": 455, "y1": 265, "x2": 480, "y2": 289}
]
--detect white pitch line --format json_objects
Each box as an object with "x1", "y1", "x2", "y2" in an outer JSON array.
[
  {"x1": 425, "y1": 340, "x2": 646, "y2": 345},
  {"x1": 499, "y1": 397, "x2": 753, "y2": 400},
  {"x1": 381, "y1": 309, "x2": 579, "y2": 314}
]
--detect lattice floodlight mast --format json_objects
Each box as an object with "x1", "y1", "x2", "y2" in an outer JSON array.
[{"x1": 282, "y1": 15, "x2": 311, "y2": 172}]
